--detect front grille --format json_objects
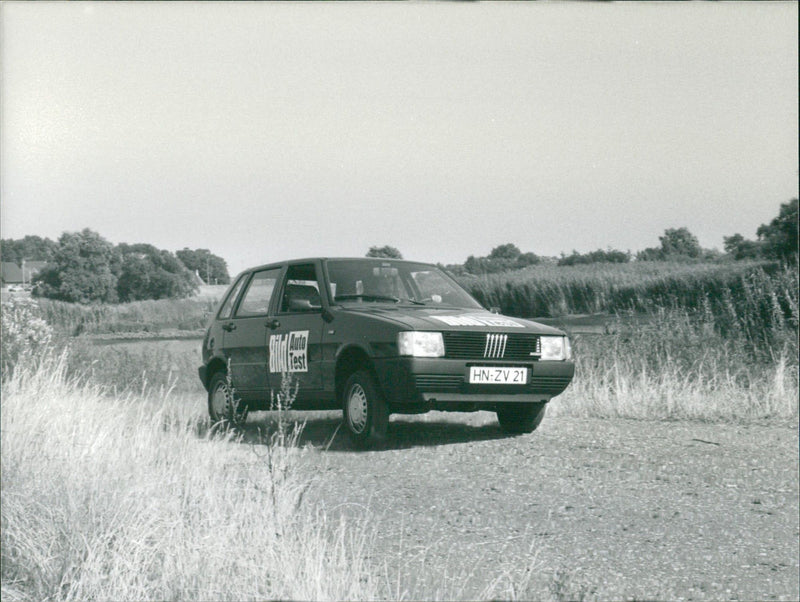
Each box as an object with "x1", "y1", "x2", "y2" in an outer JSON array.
[
  {"x1": 414, "y1": 375, "x2": 463, "y2": 391},
  {"x1": 443, "y1": 332, "x2": 540, "y2": 361},
  {"x1": 529, "y1": 376, "x2": 572, "y2": 395}
]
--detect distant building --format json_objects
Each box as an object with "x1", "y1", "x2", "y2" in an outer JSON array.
[
  {"x1": 1, "y1": 261, "x2": 49, "y2": 285},
  {"x1": 1, "y1": 262, "x2": 23, "y2": 284}
]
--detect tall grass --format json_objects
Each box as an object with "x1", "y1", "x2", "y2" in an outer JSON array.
[
  {"x1": 35, "y1": 296, "x2": 218, "y2": 336},
  {"x1": 461, "y1": 260, "x2": 795, "y2": 322},
  {"x1": 65, "y1": 339, "x2": 204, "y2": 396},
  {"x1": 465, "y1": 261, "x2": 799, "y2": 420},
  {"x1": 1, "y1": 353, "x2": 379, "y2": 601},
  {"x1": 554, "y1": 305, "x2": 798, "y2": 422}
]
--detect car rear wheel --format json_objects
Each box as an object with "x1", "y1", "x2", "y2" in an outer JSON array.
[
  {"x1": 208, "y1": 371, "x2": 249, "y2": 426},
  {"x1": 342, "y1": 370, "x2": 388, "y2": 447},
  {"x1": 496, "y1": 402, "x2": 546, "y2": 434}
]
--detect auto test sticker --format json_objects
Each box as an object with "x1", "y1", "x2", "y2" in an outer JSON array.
[
  {"x1": 269, "y1": 330, "x2": 308, "y2": 373},
  {"x1": 432, "y1": 314, "x2": 525, "y2": 328}
]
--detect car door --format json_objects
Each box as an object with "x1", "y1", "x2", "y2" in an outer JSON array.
[
  {"x1": 267, "y1": 262, "x2": 326, "y2": 401},
  {"x1": 222, "y1": 266, "x2": 283, "y2": 401}
]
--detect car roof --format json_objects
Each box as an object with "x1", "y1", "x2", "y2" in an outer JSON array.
[{"x1": 238, "y1": 257, "x2": 436, "y2": 276}]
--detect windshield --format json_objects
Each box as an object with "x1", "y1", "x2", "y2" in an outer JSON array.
[{"x1": 325, "y1": 259, "x2": 483, "y2": 309}]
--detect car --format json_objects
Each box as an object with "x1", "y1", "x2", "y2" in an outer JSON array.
[{"x1": 198, "y1": 257, "x2": 574, "y2": 446}]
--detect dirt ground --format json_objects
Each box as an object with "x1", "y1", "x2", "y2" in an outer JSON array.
[{"x1": 244, "y1": 411, "x2": 799, "y2": 600}]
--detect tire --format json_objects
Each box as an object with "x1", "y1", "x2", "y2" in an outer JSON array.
[
  {"x1": 496, "y1": 402, "x2": 546, "y2": 434},
  {"x1": 208, "y1": 371, "x2": 249, "y2": 426},
  {"x1": 342, "y1": 370, "x2": 389, "y2": 447}
]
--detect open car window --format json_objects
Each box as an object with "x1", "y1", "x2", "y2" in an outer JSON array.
[{"x1": 278, "y1": 264, "x2": 323, "y2": 313}]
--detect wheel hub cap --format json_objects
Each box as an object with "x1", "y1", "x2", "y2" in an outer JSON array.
[
  {"x1": 347, "y1": 384, "x2": 368, "y2": 433},
  {"x1": 212, "y1": 382, "x2": 230, "y2": 417}
]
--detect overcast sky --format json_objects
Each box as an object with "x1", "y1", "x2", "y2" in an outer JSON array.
[{"x1": 1, "y1": 2, "x2": 797, "y2": 275}]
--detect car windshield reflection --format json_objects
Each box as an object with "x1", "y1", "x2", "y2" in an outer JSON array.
[{"x1": 326, "y1": 259, "x2": 483, "y2": 310}]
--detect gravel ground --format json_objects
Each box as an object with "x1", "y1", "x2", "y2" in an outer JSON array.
[{"x1": 248, "y1": 411, "x2": 799, "y2": 600}]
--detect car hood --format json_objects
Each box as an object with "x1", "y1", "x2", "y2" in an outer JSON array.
[{"x1": 339, "y1": 305, "x2": 566, "y2": 335}]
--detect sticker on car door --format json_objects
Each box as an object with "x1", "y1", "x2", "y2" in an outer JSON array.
[{"x1": 269, "y1": 330, "x2": 309, "y2": 373}]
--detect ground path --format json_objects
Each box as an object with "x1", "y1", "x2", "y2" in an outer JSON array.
[{"x1": 241, "y1": 412, "x2": 798, "y2": 600}]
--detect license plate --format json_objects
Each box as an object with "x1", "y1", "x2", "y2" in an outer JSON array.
[{"x1": 468, "y1": 366, "x2": 528, "y2": 385}]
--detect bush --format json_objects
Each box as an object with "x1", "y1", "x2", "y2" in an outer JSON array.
[
  {"x1": 1, "y1": 297, "x2": 55, "y2": 377},
  {"x1": 558, "y1": 249, "x2": 631, "y2": 266}
]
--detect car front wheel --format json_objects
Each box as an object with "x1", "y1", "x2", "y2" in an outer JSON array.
[
  {"x1": 208, "y1": 371, "x2": 249, "y2": 426},
  {"x1": 342, "y1": 370, "x2": 389, "y2": 447},
  {"x1": 496, "y1": 402, "x2": 546, "y2": 434}
]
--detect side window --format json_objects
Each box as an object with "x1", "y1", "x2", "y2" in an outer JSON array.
[
  {"x1": 235, "y1": 268, "x2": 281, "y2": 317},
  {"x1": 217, "y1": 275, "x2": 247, "y2": 319},
  {"x1": 279, "y1": 264, "x2": 322, "y2": 313}
]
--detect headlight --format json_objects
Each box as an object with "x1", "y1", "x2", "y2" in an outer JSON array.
[
  {"x1": 397, "y1": 331, "x2": 444, "y2": 357},
  {"x1": 540, "y1": 336, "x2": 571, "y2": 361}
]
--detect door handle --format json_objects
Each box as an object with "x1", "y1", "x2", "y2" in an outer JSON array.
[
  {"x1": 267, "y1": 319, "x2": 280, "y2": 329},
  {"x1": 222, "y1": 322, "x2": 236, "y2": 332}
]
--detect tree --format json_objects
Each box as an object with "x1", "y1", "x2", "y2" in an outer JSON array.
[
  {"x1": 636, "y1": 247, "x2": 663, "y2": 261},
  {"x1": 757, "y1": 199, "x2": 798, "y2": 261},
  {"x1": 116, "y1": 243, "x2": 197, "y2": 301},
  {"x1": 0, "y1": 235, "x2": 58, "y2": 264},
  {"x1": 366, "y1": 245, "x2": 403, "y2": 259},
  {"x1": 659, "y1": 227, "x2": 702, "y2": 258},
  {"x1": 723, "y1": 233, "x2": 762, "y2": 260},
  {"x1": 558, "y1": 248, "x2": 631, "y2": 266},
  {"x1": 488, "y1": 243, "x2": 521, "y2": 261},
  {"x1": 176, "y1": 248, "x2": 231, "y2": 284},
  {"x1": 463, "y1": 243, "x2": 539, "y2": 274},
  {"x1": 33, "y1": 229, "x2": 118, "y2": 303}
]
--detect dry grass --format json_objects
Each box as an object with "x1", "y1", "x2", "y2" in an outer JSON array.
[
  {"x1": 0, "y1": 353, "x2": 379, "y2": 601},
  {"x1": 553, "y1": 307, "x2": 798, "y2": 422},
  {"x1": 34, "y1": 283, "x2": 229, "y2": 337}
]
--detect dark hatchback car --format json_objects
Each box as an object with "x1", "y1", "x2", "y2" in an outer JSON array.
[{"x1": 199, "y1": 257, "x2": 574, "y2": 446}]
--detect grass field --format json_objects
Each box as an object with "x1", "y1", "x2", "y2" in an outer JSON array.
[
  {"x1": 1, "y1": 353, "x2": 381, "y2": 601},
  {"x1": 2, "y1": 261, "x2": 798, "y2": 600},
  {"x1": 460, "y1": 259, "x2": 795, "y2": 319},
  {"x1": 31, "y1": 285, "x2": 229, "y2": 337}
]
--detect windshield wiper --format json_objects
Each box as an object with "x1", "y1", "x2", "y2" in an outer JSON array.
[
  {"x1": 335, "y1": 294, "x2": 425, "y2": 305},
  {"x1": 335, "y1": 294, "x2": 401, "y2": 303}
]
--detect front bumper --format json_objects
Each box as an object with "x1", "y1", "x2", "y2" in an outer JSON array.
[{"x1": 373, "y1": 357, "x2": 574, "y2": 406}]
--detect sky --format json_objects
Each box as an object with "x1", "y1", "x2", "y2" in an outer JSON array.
[{"x1": 1, "y1": 2, "x2": 797, "y2": 276}]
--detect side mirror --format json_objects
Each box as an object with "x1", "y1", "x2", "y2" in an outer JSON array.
[{"x1": 289, "y1": 298, "x2": 319, "y2": 312}]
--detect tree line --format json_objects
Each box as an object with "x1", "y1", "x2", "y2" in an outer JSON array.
[
  {"x1": 367, "y1": 199, "x2": 798, "y2": 275},
  {"x1": 1, "y1": 229, "x2": 230, "y2": 304}
]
